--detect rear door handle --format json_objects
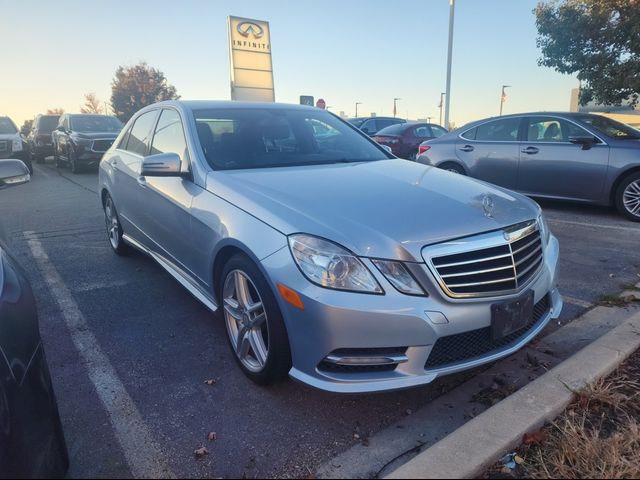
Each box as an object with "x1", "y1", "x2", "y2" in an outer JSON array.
[
  {"x1": 459, "y1": 145, "x2": 474, "y2": 152},
  {"x1": 521, "y1": 146, "x2": 539, "y2": 154}
]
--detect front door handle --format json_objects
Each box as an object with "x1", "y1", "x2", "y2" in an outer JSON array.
[
  {"x1": 459, "y1": 145, "x2": 474, "y2": 152},
  {"x1": 521, "y1": 146, "x2": 539, "y2": 154}
]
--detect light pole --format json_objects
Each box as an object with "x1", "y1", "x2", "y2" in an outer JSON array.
[
  {"x1": 393, "y1": 97, "x2": 401, "y2": 117},
  {"x1": 355, "y1": 102, "x2": 362, "y2": 117},
  {"x1": 444, "y1": 0, "x2": 455, "y2": 130},
  {"x1": 438, "y1": 92, "x2": 446, "y2": 126},
  {"x1": 499, "y1": 85, "x2": 511, "y2": 115},
  {"x1": 427, "y1": 116, "x2": 433, "y2": 123}
]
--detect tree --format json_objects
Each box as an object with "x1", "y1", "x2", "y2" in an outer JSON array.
[
  {"x1": 80, "y1": 92, "x2": 103, "y2": 114},
  {"x1": 110, "y1": 62, "x2": 179, "y2": 122},
  {"x1": 20, "y1": 119, "x2": 33, "y2": 136},
  {"x1": 535, "y1": 0, "x2": 640, "y2": 106},
  {"x1": 47, "y1": 108, "x2": 65, "y2": 115}
]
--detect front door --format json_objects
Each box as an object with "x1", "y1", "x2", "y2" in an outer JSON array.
[{"x1": 517, "y1": 116, "x2": 610, "y2": 202}]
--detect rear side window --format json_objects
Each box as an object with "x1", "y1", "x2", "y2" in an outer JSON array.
[
  {"x1": 125, "y1": 111, "x2": 158, "y2": 156},
  {"x1": 460, "y1": 127, "x2": 477, "y2": 140},
  {"x1": 150, "y1": 109, "x2": 189, "y2": 166},
  {"x1": 431, "y1": 125, "x2": 448, "y2": 138},
  {"x1": 475, "y1": 118, "x2": 521, "y2": 142}
]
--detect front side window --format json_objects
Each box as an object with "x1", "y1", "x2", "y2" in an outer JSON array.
[
  {"x1": 527, "y1": 117, "x2": 589, "y2": 142},
  {"x1": 193, "y1": 108, "x2": 389, "y2": 170},
  {"x1": 38, "y1": 116, "x2": 59, "y2": 133},
  {"x1": 475, "y1": 118, "x2": 521, "y2": 142},
  {"x1": 150, "y1": 109, "x2": 188, "y2": 165},
  {"x1": 360, "y1": 119, "x2": 377, "y2": 133},
  {"x1": 125, "y1": 111, "x2": 158, "y2": 156}
]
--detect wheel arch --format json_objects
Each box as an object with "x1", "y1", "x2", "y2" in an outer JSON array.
[
  {"x1": 610, "y1": 165, "x2": 640, "y2": 205},
  {"x1": 436, "y1": 159, "x2": 468, "y2": 174}
]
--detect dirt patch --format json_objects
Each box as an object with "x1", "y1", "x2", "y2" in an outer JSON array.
[{"x1": 484, "y1": 349, "x2": 640, "y2": 479}]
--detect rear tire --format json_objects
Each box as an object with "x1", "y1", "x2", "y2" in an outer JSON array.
[
  {"x1": 439, "y1": 162, "x2": 465, "y2": 175},
  {"x1": 103, "y1": 195, "x2": 130, "y2": 255},
  {"x1": 220, "y1": 253, "x2": 291, "y2": 386},
  {"x1": 615, "y1": 172, "x2": 640, "y2": 222}
]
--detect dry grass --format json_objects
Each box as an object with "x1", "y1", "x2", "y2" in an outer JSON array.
[{"x1": 486, "y1": 350, "x2": 640, "y2": 479}]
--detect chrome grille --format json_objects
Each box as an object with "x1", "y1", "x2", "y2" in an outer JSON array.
[
  {"x1": 425, "y1": 221, "x2": 544, "y2": 298},
  {"x1": 91, "y1": 139, "x2": 114, "y2": 152}
]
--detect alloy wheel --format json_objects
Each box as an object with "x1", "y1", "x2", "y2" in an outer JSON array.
[
  {"x1": 104, "y1": 197, "x2": 120, "y2": 250},
  {"x1": 623, "y1": 180, "x2": 640, "y2": 218},
  {"x1": 222, "y1": 270, "x2": 269, "y2": 373}
]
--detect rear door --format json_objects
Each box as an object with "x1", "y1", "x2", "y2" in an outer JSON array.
[
  {"x1": 517, "y1": 116, "x2": 610, "y2": 202},
  {"x1": 111, "y1": 109, "x2": 159, "y2": 241},
  {"x1": 138, "y1": 108, "x2": 204, "y2": 279},
  {"x1": 455, "y1": 116, "x2": 522, "y2": 189}
]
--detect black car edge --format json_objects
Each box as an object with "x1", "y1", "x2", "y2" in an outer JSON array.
[
  {"x1": 0, "y1": 117, "x2": 32, "y2": 175},
  {"x1": 0, "y1": 159, "x2": 69, "y2": 478}
]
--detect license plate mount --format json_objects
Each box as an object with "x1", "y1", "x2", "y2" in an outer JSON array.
[{"x1": 491, "y1": 290, "x2": 534, "y2": 341}]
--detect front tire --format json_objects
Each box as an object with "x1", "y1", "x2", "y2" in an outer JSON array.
[
  {"x1": 220, "y1": 254, "x2": 291, "y2": 385},
  {"x1": 103, "y1": 195, "x2": 130, "y2": 255},
  {"x1": 615, "y1": 172, "x2": 640, "y2": 222},
  {"x1": 68, "y1": 146, "x2": 80, "y2": 174}
]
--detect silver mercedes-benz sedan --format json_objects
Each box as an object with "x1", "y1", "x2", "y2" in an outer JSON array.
[
  {"x1": 416, "y1": 112, "x2": 640, "y2": 222},
  {"x1": 98, "y1": 101, "x2": 562, "y2": 393}
]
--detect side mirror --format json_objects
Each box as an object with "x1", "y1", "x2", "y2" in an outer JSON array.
[
  {"x1": 140, "y1": 152, "x2": 183, "y2": 177},
  {"x1": 380, "y1": 144, "x2": 393, "y2": 155},
  {"x1": 569, "y1": 135, "x2": 597, "y2": 150},
  {"x1": 0, "y1": 159, "x2": 31, "y2": 189}
]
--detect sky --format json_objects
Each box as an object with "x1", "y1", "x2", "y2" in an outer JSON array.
[{"x1": 2, "y1": 0, "x2": 579, "y2": 128}]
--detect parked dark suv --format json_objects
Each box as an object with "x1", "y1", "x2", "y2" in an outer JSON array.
[
  {"x1": 52, "y1": 114, "x2": 122, "y2": 173},
  {"x1": 347, "y1": 116, "x2": 406, "y2": 136},
  {"x1": 27, "y1": 114, "x2": 60, "y2": 164},
  {"x1": 0, "y1": 116, "x2": 32, "y2": 174}
]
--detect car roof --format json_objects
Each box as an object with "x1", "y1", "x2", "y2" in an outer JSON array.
[{"x1": 159, "y1": 100, "x2": 322, "y2": 113}]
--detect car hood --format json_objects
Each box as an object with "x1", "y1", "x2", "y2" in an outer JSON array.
[
  {"x1": 70, "y1": 131, "x2": 119, "y2": 140},
  {"x1": 0, "y1": 133, "x2": 20, "y2": 141},
  {"x1": 207, "y1": 159, "x2": 540, "y2": 261}
]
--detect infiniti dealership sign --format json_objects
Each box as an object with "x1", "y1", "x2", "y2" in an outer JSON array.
[{"x1": 228, "y1": 16, "x2": 275, "y2": 102}]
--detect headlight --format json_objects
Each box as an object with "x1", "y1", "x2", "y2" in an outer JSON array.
[
  {"x1": 11, "y1": 138, "x2": 22, "y2": 152},
  {"x1": 71, "y1": 135, "x2": 92, "y2": 146},
  {"x1": 538, "y1": 213, "x2": 550, "y2": 244},
  {"x1": 371, "y1": 260, "x2": 426, "y2": 296},
  {"x1": 288, "y1": 234, "x2": 383, "y2": 294}
]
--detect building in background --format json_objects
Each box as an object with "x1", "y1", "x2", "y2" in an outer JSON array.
[{"x1": 570, "y1": 88, "x2": 640, "y2": 128}]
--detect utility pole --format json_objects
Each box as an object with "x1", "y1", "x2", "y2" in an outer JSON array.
[
  {"x1": 499, "y1": 85, "x2": 511, "y2": 115},
  {"x1": 355, "y1": 102, "x2": 362, "y2": 117},
  {"x1": 444, "y1": 0, "x2": 455, "y2": 130}
]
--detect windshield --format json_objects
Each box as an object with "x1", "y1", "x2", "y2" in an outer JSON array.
[
  {"x1": 38, "y1": 116, "x2": 59, "y2": 132},
  {"x1": 70, "y1": 115, "x2": 122, "y2": 133},
  {"x1": 193, "y1": 108, "x2": 390, "y2": 170},
  {"x1": 0, "y1": 117, "x2": 18, "y2": 134},
  {"x1": 577, "y1": 115, "x2": 640, "y2": 140}
]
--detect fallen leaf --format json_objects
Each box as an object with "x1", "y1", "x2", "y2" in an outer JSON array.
[
  {"x1": 523, "y1": 430, "x2": 547, "y2": 445},
  {"x1": 207, "y1": 432, "x2": 217, "y2": 442},
  {"x1": 204, "y1": 379, "x2": 217, "y2": 386},
  {"x1": 514, "y1": 455, "x2": 525, "y2": 465},
  {"x1": 194, "y1": 446, "x2": 209, "y2": 458}
]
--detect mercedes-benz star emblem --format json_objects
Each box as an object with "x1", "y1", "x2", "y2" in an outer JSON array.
[
  {"x1": 237, "y1": 21, "x2": 264, "y2": 39},
  {"x1": 482, "y1": 194, "x2": 495, "y2": 218}
]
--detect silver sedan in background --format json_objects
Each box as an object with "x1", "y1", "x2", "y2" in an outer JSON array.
[
  {"x1": 416, "y1": 112, "x2": 640, "y2": 221},
  {"x1": 99, "y1": 101, "x2": 561, "y2": 393}
]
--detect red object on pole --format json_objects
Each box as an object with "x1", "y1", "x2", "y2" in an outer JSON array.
[{"x1": 316, "y1": 98, "x2": 326, "y2": 109}]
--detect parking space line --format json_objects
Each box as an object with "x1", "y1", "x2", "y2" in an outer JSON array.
[
  {"x1": 25, "y1": 232, "x2": 175, "y2": 479},
  {"x1": 548, "y1": 218, "x2": 640, "y2": 233},
  {"x1": 561, "y1": 295, "x2": 593, "y2": 309}
]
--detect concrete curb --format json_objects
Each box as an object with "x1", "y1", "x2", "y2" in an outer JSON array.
[{"x1": 385, "y1": 311, "x2": 640, "y2": 479}]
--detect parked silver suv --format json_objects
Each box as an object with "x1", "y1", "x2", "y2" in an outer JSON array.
[
  {"x1": 416, "y1": 112, "x2": 640, "y2": 222},
  {"x1": 98, "y1": 101, "x2": 562, "y2": 393}
]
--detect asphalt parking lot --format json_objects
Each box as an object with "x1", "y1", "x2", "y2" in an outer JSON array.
[{"x1": 1, "y1": 161, "x2": 639, "y2": 478}]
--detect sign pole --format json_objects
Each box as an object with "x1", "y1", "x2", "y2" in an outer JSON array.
[{"x1": 444, "y1": 0, "x2": 455, "y2": 130}]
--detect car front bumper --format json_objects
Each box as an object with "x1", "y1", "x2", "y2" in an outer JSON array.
[{"x1": 261, "y1": 235, "x2": 562, "y2": 393}]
